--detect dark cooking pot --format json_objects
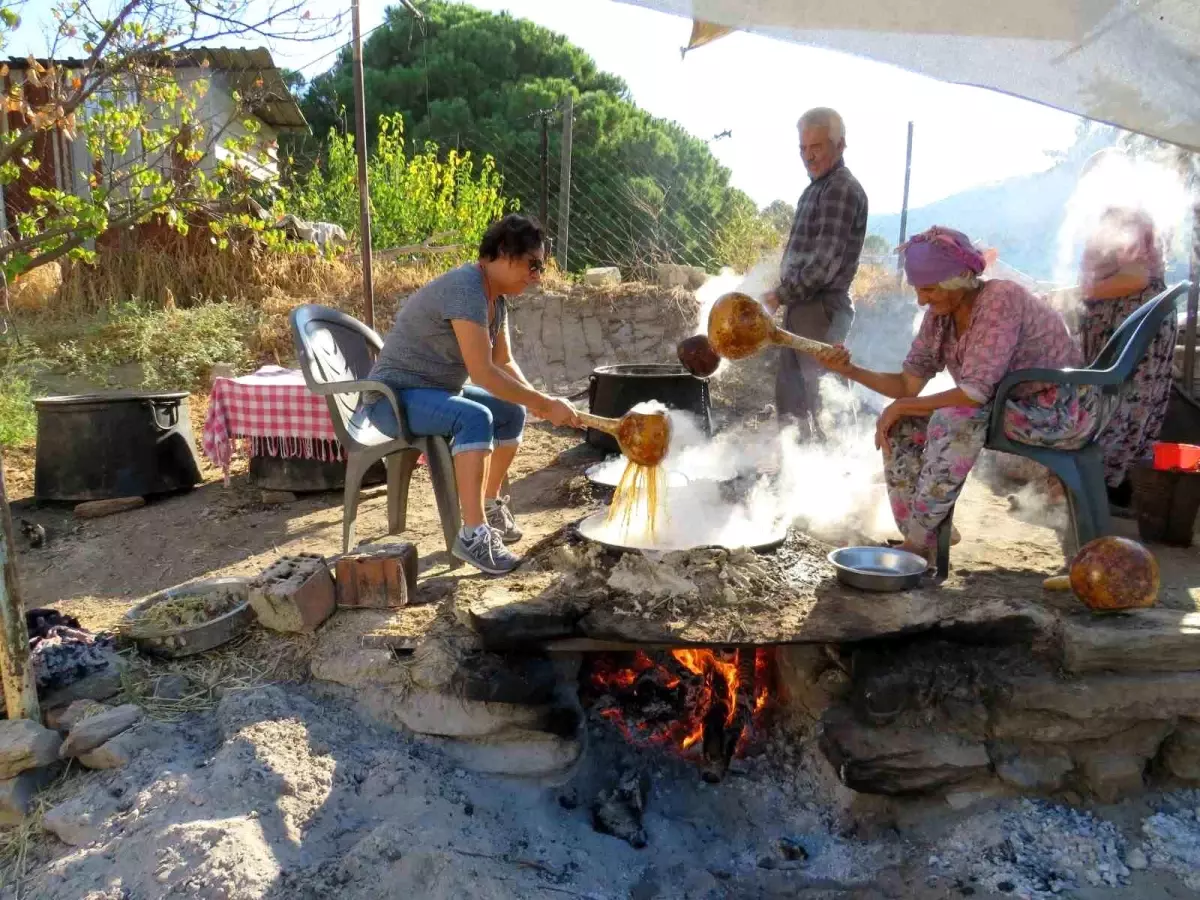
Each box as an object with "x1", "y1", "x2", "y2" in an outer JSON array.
[
  {"x1": 586, "y1": 363, "x2": 711, "y2": 454},
  {"x1": 34, "y1": 391, "x2": 204, "y2": 502}
]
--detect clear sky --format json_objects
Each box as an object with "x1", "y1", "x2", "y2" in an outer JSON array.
[{"x1": 12, "y1": 0, "x2": 1085, "y2": 215}]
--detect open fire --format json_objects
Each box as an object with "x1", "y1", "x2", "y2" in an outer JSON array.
[{"x1": 581, "y1": 647, "x2": 775, "y2": 782}]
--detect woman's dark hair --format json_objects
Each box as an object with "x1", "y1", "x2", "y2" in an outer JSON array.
[{"x1": 478, "y1": 214, "x2": 546, "y2": 261}]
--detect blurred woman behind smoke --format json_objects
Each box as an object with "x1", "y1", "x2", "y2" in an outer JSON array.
[{"x1": 1076, "y1": 201, "x2": 1177, "y2": 512}]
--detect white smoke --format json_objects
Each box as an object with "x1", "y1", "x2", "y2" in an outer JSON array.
[{"x1": 1052, "y1": 147, "x2": 1191, "y2": 304}]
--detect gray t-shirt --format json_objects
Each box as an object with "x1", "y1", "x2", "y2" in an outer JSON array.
[{"x1": 370, "y1": 264, "x2": 507, "y2": 391}]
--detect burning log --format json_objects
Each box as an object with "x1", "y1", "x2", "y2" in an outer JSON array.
[{"x1": 700, "y1": 649, "x2": 756, "y2": 783}]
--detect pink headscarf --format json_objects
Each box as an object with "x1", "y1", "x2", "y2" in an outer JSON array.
[{"x1": 899, "y1": 226, "x2": 989, "y2": 288}]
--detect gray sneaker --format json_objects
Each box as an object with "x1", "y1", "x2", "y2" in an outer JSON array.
[
  {"x1": 453, "y1": 526, "x2": 521, "y2": 575},
  {"x1": 485, "y1": 496, "x2": 523, "y2": 543}
]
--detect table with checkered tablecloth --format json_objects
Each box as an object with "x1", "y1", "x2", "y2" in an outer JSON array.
[{"x1": 201, "y1": 366, "x2": 345, "y2": 485}]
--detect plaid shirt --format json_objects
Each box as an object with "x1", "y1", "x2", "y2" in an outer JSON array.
[{"x1": 779, "y1": 161, "x2": 868, "y2": 305}]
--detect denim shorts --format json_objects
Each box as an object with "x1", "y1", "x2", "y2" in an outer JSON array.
[{"x1": 357, "y1": 384, "x2": 525, "y2": 456}]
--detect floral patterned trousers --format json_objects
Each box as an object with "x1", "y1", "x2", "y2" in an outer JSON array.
[
  {"x1": 1080, "y1": 282, "x2": 1177, "y2": 488},
  {"x1": 883, "y1": 385, "x2": 1106, "y2": 549}
]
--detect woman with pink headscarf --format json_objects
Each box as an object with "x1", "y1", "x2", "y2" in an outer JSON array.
[
  {"x1": 1077, "y1": 204, "x2": 1175, "y2": 511},
  {"x1": 814, "y1": 226, "x2": 1105, "y2": 560}
]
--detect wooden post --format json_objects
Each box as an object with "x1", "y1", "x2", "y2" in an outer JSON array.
[
  {"x1": 897, "y1": 120, "x2": 913, "y2": 274},
  {"x1": 539, "y1": 114, "x2": 550, "y2": 228},
  {"x1": 557, "y1": 94, "x2": 573, "y2": 271},
  {"x1": 0, "y1": 454, "x2": 39, "y2": 721},
  {"x1": 1182, "y1": 200, "x2": 1199, "y2": 400},
  {"x1": 351, "y1": 0, "x2": 375, "y2": 330}
]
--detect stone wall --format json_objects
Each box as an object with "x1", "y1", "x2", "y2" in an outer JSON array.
[{"x1": 507, "y1": 283, "x2": 700, "y2": 395}]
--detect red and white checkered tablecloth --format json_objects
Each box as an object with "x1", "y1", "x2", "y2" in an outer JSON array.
[{"x1": 201, "y1": 366, "x2": 343, "y2": 483}]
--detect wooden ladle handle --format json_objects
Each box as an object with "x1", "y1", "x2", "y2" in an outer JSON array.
[
  {"x1": 576, "y1": 411, "x2": 620, "y2": 437},
  {"x1": 770, "y1": 326, "x2": 834, "y2": 356}
]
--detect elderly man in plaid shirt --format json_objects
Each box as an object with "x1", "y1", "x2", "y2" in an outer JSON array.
[{"x1": 764, "y1": 108, "x2": 868, "y2": 440}]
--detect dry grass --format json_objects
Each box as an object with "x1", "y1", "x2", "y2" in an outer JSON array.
[
  {"x1": 118, "y1": 628, "x2": 316, "y2": 723},
  {"x1": 0, "y1": 761, "x2": 90, "y2": 898}
]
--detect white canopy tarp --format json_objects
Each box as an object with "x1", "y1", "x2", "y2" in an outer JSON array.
[{"x1": 617, "y1": 0, "x2": 1200, "y2": 151}]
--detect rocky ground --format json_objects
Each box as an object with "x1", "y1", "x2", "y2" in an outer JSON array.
[
  {"x1": 7, "y1": 677, "x2": 1200, "y2": 900},
  {"x1": 4, "y1": 420, "x2": 1200, "y2": 898}
]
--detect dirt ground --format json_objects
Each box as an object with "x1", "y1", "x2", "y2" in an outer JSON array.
[
  {"x1": 7, "y1": 414, "x2": 1197, "y2": 634},
  {"x1": 4, "y1": 418, "x2": 1200, "y2": 900},
  {"x1": 7, "y1": 419, "x2": 595, "y2": 633}
]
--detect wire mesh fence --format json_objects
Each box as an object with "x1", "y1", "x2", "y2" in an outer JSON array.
[{"x1": 425, "y1": 106, "x2": 780, "y2": 277}]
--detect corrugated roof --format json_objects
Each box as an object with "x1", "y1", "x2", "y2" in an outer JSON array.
[{"x1": 6, "y1": 46, "x2": 306, "y2": 132}]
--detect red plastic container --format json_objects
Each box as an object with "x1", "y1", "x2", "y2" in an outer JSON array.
[{"x1": 1152, "y1": 442, "x2": 1200, "y2": 472}]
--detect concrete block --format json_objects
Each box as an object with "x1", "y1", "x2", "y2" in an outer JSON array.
[
  {"x1": 335, "y1": 542, "x2": 418, "y2": 609},
  {"x1": 249, "y1": 554, "x2": 336, "y2": 633},
  {"x1": 584, "y1": 267, "x2": 621, "y2": 286}
]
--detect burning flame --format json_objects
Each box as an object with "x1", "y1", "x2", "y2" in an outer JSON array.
[{"x1": 585, "y1": 648, "x2": 773, "y2": 764}]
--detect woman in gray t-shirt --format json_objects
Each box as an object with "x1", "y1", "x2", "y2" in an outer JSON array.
[{"x1": 360, "y1": 214, "x2": 579, "y2": 575}]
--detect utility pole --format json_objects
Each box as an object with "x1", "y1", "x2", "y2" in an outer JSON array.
[
  {"x1": 539, "y1": 114, "x2": 550, "y2": 228},
  {"x1": 0, "y1": 459, "x2": 39, "y2": 721},
  {"x1": 557, "y1": 94, "x2": 573, "y2": 271},
  {"x1": 897, "y1": 121, "x2": 914, "y2": 273},
  {"x1": 352, "y1": 0, "x2": 375, "y2": 329}
]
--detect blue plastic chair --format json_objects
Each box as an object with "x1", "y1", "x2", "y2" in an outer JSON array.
[
  {"x1": 935, "y1": 282, "x2": 1187, "y2": 576},
  {"x1": 290, "y1": 304, "x2": 462, "y2": 559}
]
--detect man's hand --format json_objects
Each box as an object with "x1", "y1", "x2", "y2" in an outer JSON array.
[
  {"x1": 814, "y1": 342, "x2": 853, "y2": 376},
  {"x1": 540, "y1": 397, "x2": 581, "y2": 428},
  {"x1": 762, "y1": 290, "x2": 781, "y2": 314}
]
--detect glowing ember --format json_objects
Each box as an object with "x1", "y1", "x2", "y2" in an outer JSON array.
[{"x1": 582, "y1": 647, "x2": 774, "y2": 777}]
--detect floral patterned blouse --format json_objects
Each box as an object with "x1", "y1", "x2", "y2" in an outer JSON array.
[{"x1": 903, "y1": 279, "x2": 1082, "y2": 404}]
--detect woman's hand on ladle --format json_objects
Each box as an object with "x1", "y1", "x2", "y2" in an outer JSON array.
[
  {"x1": 814, "y1": 343, "x2": 853, "y2": 375},
  {"x1": 540, "y1": 397, "x2": 581, "y2": 428}
]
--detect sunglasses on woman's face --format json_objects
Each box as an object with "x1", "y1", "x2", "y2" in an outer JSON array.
[{"x1": 527, "y1": 256, "x2": 546, "y2": 275}]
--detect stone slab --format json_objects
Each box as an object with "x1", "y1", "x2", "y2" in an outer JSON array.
[
  {"x1": 45, "y1": 699, "x2": 107, "y2": 734},
  {"x1": 41, "y1": 657, "x2": 125, "y2": 709},
  {"x1": 77, "y1": 722, "x2": 169, "y2": 769},
  {"x1": 819, "y1": 707, "x2": 990, "y2": 795},
  {"x1": 317, "y1": 605, "x2": 441, "y2": 653},
  {"x1": 1001, "y1": 672, "x2": 1200, "y2": 721},
  {"x1": 459, "y1": 533, "x2": 1059, "y2": 648},
  {"x1": 1062, "y1": 609, "x2": 1200, "y2": 674},
  {"x1": 0, "y1": 764, "x2": 63, "y2": 825},
  {"x1": 0, "y1": 719, "x2": 62, "y2": 779},
  {"x1": 59, "y1": 704, "x2": 142, "y2": 758},
  {"x1": 1161, "y1": 718, "x2": 1200, "y2": 782}
]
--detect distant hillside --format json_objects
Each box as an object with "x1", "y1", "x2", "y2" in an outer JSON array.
[{"x1": 868, "y1": 132, "x2": 1189, "y2": 284}]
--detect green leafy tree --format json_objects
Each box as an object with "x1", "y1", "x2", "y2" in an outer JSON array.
[
  {"x1": 761, "y1": 199, "x2": 794, "y2": 238},
  {"x1": 280, "y1": 112, "x2": 511, "y2": 265},
  {"x1": 299, "y1": 0, "x2": 765, "y2": 273},
  {"x1": 0, "y1": 0, "x2": 338, "y2": 280},
  {"x1": 863, "y1": 234, "x2": 892, "y2": 257}
]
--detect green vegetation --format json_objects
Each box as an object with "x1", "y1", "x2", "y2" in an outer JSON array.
[
  {"x1": 0, "y1": 367, "x2": 36, "y2": 448},
  {"x1": 296, "y1": 0, "x2": 781, "y2": 273},
  {"x1": 280, "y1": 113, "x2": 511, "y2": 266}
]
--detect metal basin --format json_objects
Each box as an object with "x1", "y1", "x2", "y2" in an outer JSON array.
[{"x1": 827, "y1": 546, "x2": 928, "y2": 592}]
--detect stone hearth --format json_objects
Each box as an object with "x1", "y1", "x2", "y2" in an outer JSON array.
[{"x1": 309, "y1": 521, "x2": 1200, "y2": 803}]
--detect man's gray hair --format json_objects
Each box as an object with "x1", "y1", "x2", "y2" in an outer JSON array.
[{"x1": 797, "y1": 108, "x2": 846, "y2": 144}]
